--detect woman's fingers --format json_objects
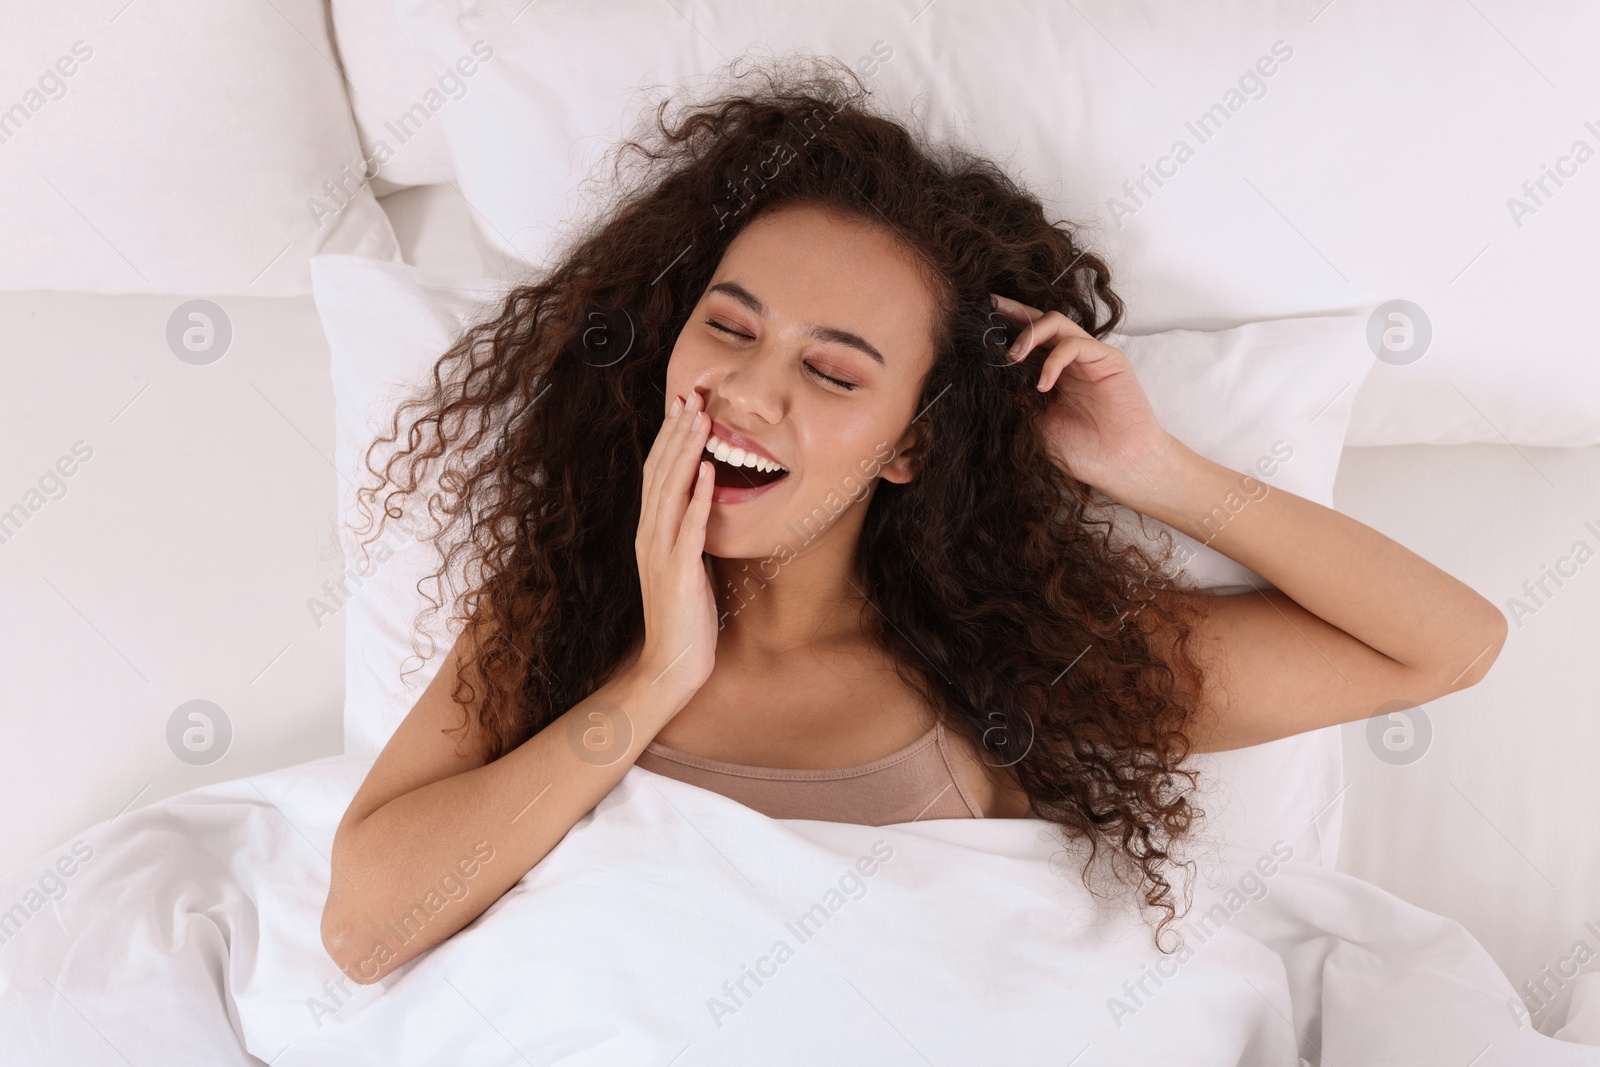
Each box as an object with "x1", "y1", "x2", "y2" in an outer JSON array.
[
  {"x1": 989, "y1": 294, "x2": 1094, "y2": 360},
  {"x1": 1017, "y1": 335, "x2": 1129, "y2": 395},
  {"x1": 994, "y1": 296, "x2": 1043, "y2": 362},
  {"x1": 680, "y1": 457, "x2": 714, "y2": 556},
  {"x1": 639, "y1": 393, "x2": 684, "y2": 546},
  {"x1": 986, "y1": 294, "x2": 1123, "y2": 392},
  {"x1": 644, "y1": 393, "x2": 683, "y2": 484},
  {"x1": 990, "y1": 293, "x2": 1091, "y2": 334},
  {"x1": 1036, "y1": 337, "x2": 1088, "y2": 392},
  {"x1": 652, "y1": 390, "x2": 710, "y2": 552},
  {"x1": 1007, "y1": 310, "x2": 1086, "y2": 361},
  {"x1": 990, "y1": 292, "x2": 1042, "y2": 327},
  {"x1": 631, "y1": 389, "x2": 721, "y2": 699}
]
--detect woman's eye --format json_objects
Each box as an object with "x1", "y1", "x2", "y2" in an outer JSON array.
[
  {"x1": 704, "y1": 319, "x2": 857, "y2": 392},
  {"x1": 704, "y1": 319, "x2": 750, "y2": 339},
  {"x1": 805, "y1": 363, "x2": 857, "y2": 392}
]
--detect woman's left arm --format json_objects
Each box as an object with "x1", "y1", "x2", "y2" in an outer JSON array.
[
  {"x1": 990, "y1": 292, "x2": 1508, "y2": 753},
  {"x1": 1109, "y1": 436, "x2": 1507, "y2": 752}
]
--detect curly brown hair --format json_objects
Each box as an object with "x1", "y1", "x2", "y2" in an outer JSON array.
[{"x1": 349, "y1": 53, "x2": 1212, "y2": 949}]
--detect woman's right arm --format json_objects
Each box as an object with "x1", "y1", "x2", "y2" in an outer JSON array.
[{"x1": 321, "y1": 388, "x2": 719, "y2": 985}]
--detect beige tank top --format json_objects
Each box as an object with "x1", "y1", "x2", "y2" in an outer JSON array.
[{"x1": 634, "y1": 717, "x2": 986, "y2": 825}]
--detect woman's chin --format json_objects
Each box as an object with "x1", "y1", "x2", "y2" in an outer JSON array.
[
  {"x1": 701, "y1": 515, "x2": 788, "y2": 563},
  {"x1": 699, "y1": 529, "x2": 753, "y2": 562}
]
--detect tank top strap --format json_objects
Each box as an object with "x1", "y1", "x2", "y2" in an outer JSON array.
[{"x1": 931, "y1": 717, "x2": 987, "y2": 819}]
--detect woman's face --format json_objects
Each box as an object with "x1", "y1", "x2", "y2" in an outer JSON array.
[{"x1": 665, "y1": 201, "x2": 941, "y2": 560}]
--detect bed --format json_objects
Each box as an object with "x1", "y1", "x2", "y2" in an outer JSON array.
[{"x1": 2, "y1": 2, "x2": 1598, "y2": 1063}]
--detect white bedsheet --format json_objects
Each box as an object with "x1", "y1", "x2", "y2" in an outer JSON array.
[{"x1": 1, "y1": 754, "x2": 1596, "y2": 1066}]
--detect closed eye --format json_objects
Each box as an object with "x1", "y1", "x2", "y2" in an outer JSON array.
[
  {"x1": 704, "y1": 319, "x2": 749, "y2": 340},
  {"x1": 702, "y1": 319, "x2": 858, "y2": 392},
  {"x1": 805, "y1": 364, "x2": 858, "y2": 392}
]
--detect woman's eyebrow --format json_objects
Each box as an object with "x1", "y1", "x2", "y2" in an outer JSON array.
[{"x1": 708, "y1": 280, "x2": 887, "y2": 367}]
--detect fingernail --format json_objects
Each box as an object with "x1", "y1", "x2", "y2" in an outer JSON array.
[{"x1": 669, "y1": 394, "x2": 684, "y2": 416}]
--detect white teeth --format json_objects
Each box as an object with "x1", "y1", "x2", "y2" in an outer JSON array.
[{"x1": 705, "y1": 433, "x2": 787, "y2": 474}]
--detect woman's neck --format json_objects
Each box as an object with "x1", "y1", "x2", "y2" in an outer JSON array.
[{"x1": 708, "y1": 549, "x2": 872, "y2": 661}]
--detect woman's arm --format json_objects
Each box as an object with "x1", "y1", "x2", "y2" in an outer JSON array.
[
  {"x1": 321, "y1": 630, "x2": 692, "y2": 985},
  {"x1": 323, "y1": 385, "x2": 720, "y2": 983},
  {"x1": 984, "y1": 291, "x2": 1506, "y2": 754},
  {"x1": 1110, "y1": 435, "x2": 1507, "y2": 752}
]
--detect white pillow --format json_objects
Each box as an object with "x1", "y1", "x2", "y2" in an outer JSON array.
[
  {"x1": 393, "y1": 0, "x2": 1600, "y2": 447},
  {"x1": 312, "y1": 254, "x2": 1366, "y2": 869},
  {"x1": 1, "y1": 1, "x2": 398, "y2": 295},
  {"x1": 313, "y1": 255, "x2": 505, "y2": 759},
  {"x1": 329, "y1": 0, "x2": 464, "y2": 190},
  {"x1": 1107, "y1": 315, "x2": 1374, "y2": 870},
  {"x1": 1104, "y1": 315, "x2": 1370, "y2": 593}
]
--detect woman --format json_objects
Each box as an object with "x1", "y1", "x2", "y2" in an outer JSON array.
[{"x1": 319, "y1": 59, "x2": 1506, "y2": 986}]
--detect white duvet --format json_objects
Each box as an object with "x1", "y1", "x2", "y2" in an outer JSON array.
[{"x1": 1, "y1": 754, "x2": 1596, "y2": 1066}]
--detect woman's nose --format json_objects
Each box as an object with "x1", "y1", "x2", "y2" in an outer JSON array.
[{"x1": 712, "y1": 348, "x2": 785, "y2": 415}]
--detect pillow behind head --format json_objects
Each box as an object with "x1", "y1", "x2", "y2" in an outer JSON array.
[
  {"x1": 313, "y1": 254, "x2": 508, "y2": 759},
  {"x1": 1105, "y1": 314, "x2": 1373, "y2": 870}
]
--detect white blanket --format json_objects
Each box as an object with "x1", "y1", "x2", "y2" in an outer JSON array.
[{"x1": 1, "y1": 754, "x2": 1596, "y2": 1066}]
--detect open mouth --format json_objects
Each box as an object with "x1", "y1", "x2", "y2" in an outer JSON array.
[
  {"x1": 707, "y1": 431, "x2": 793, "y2": 489},
  {"x1": 705, "y1": 449, "x2": 789, "y2": 489}
]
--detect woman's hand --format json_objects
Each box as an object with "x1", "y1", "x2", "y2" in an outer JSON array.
[
  {"x1": 989, "y1": 293, "x2": 1175, "y2": 504},
  {"x1": 634, "y1": 388, "x2": 719, "y2": 700}
]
